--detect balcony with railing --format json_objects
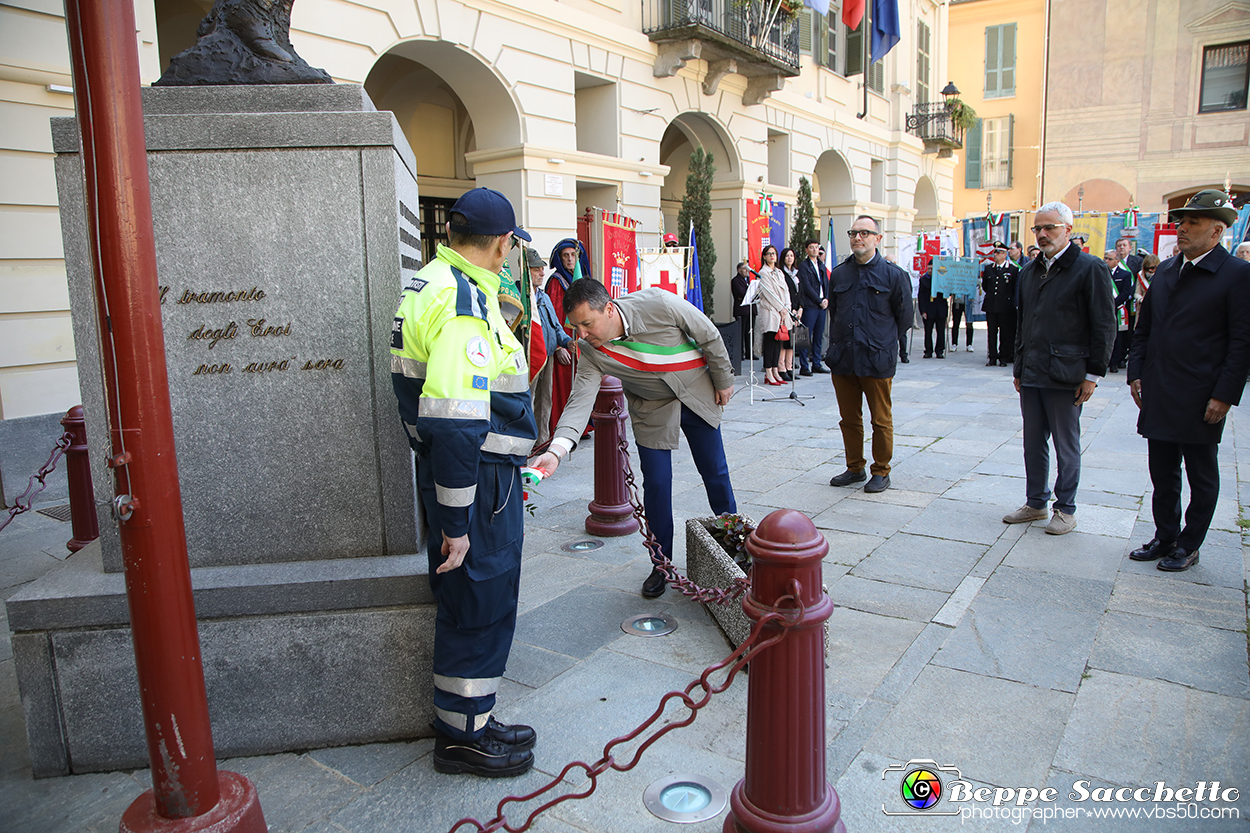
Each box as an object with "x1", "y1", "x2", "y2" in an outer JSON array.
[
  {"x1": 643, "y1": 0, "x2": 801, "y2": 105},
  {"x1": 906, "y1": 101, "x2": 965, "y2": 156}
]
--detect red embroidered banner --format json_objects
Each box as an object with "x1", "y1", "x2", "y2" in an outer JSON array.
[{"x1": 747, "y1": 199, "x2": 770, "y2": 271}]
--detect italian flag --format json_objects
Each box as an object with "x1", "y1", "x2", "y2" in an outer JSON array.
[{"x1": 597, "y1": 339, "x2": 707, "y2": 372}]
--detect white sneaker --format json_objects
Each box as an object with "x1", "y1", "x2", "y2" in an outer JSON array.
[
  {"x1": 966, "y1": 345, "x2": 973, "y2": 352},
  {"x1": 1044, "y1": 509, "x2": 1077, "y2": 535}
]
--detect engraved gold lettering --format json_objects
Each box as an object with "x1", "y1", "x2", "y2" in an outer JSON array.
[
  {"x1": 301, "y1": 359, "x2": 346, "y2": 370},
  {"x1": 177, "y1": 287, "x2": 267, "y2": 304},
  {"x1": 159, "y1": 286, "x2": 170, "y2": 304},
  {"x1": 192, "y1": 362, "x2": 232, "y2": 375},
  {"x1": 187, "y1": 321, "x2": 239, "y2": 349},
  {"x1": 242, "y1": 357, "x2": 294, "y2": 374},
  {"x1": 247, "y1": 319, "x2": 292, "y2": 338}
]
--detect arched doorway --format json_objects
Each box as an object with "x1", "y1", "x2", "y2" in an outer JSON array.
[
  {"x1": 812, "y1": 150, "x2": 856, "y2": 260},
  {"x1": 365, "y1": 41, "x2": 522, "y2": 265},
  {"x1": 914, "y1": 175, "x2": 940, "y2": 232},
  {"x1": 1063, "y1": 179, "x2": 1132, "y2": 213},
  {"x1": 658, "y1": 112, "x2": 742, "y2": 317}
]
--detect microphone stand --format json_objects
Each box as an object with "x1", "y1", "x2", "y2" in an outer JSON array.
[
  {"x1": 735, "y1": 278, "x2": 768, "y2": 404},
  {"x1": 752, "y1": 267, "x2": 815, "y2": 406}
]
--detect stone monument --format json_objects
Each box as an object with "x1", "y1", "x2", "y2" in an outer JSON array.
[{"x1": 6, "y1": 84, "x2": 437, "y2": 776}]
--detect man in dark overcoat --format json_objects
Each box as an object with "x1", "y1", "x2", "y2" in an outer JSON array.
[
  {"x1": 981, "y1": 241, "x2": 1018, "y2": 366},
  {"x1": 1126, "y1": 190, "x2": 1250, "y2": 572},
  {"x1": 796, "y1": 239, "x2": 829, "y2": 375}
]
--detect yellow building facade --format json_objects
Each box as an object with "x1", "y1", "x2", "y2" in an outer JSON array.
[{"x1": 948, "y1": 0, "x2": 1046, "y2": 237}]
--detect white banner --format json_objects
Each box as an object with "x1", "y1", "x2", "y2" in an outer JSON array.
[{"x1": 638, "y1": 248, "x2": 687, "y2": 298}]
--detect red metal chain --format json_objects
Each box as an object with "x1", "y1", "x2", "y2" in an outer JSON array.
[
  {"x1": 611, "y1": 404, "x2": 752, "y2": 606},
  {"x1": 0, "y1": 431, "x2": 73, "y2": 534},
  {"x1": 446, "y1": 582, "x2": 806, "y2": 833}
]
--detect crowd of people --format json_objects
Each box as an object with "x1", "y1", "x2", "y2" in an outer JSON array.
[{"x1": 386, "y1": 185, "x2": 1249, "y2": 780}]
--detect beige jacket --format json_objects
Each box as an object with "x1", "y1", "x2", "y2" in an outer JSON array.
[
  {"x1": 554, "y1": 289, "x2": 734, "y2": 450},
  {"x1": 755, "y1": 265, "x2": 791, "y2": 333}
]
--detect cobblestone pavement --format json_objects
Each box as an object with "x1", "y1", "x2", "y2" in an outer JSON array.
[{"x1": 3, "y1": 342, "x2": 1249, "y2": 832}]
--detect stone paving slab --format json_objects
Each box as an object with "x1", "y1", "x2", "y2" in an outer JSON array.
[
  {"x1": 825, "y1": 607, "x2": 926, "y2": 699},
  {"x1": 829, "y1": 574, "x2": 949, "y2": 622},
  {"x1": 1053, "y1": 671, "x2": 1250, "y2": 801},
  {"x1": 1087, "y1": 611, "x2": 1250, "y2": 698},
  {"x1": 978, "y1": 564, "x2": 1113, "y2": 614},
  {"x1": 851, "y1": 533, "x2": 987, "y2": 593},
  {"x1": 810, "y1": 498, "x2": 926, "y2": 538},
  {"x1": 865, "y1": 665, "x2": 1074, "y2": 788},
  {"x1": 932, "y1": 594, "x2": 1102, "y2": 692},
  {"x1": 1001, "y1": 528, "x2": 1125, "y2": 583},
  {"x1": 901, "y1": 496, "x2": 1013, "y2": 545},
  {"x1": 1106, "y1": 572, "x2": 1246, "y2": 631}
]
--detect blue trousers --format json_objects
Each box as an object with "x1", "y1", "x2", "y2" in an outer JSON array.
[
  {"x1": 1020, "y1": 386, "x2": 1082, "y2": 515},
  {"x1": 636, "y1": 405, "x2": 737, "y2": 565},
  {"x1": 419, "y1": 459, "x2": 523, "y2": 741},
  {"x1": 800, "y1": 307, "x2": 826, "y2": 371}
]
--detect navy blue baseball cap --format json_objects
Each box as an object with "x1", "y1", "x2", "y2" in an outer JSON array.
[{"x1": 449, "y1": 187, "x2": 531, "y2": 241}]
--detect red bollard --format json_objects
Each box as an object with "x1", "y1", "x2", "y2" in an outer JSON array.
[
  {"x1": 725, "y1": 509, "x2": 844, "y2": 833},
  {"x1": 585, "y1": 375, "x2": 639, "y2": 536},
  {"x1": 61, "y1": 405, "x2": 99, "y2": 553}
]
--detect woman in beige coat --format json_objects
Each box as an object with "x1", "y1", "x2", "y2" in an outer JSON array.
[{"x1": 757, "y1": 244, "x2": 792, "y2": 385}]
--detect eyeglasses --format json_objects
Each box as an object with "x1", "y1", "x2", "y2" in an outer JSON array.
[
  {"x1": 847, "y1": 229, "x2": 879, "y2": 239},
  {"x1": 1030, "y1": 224, "x2": 1063, "y2": 234}
]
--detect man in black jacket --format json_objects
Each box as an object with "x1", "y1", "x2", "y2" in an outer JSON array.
[
  {"x1": 1126, "y1": 190, "x2": 1250, "y2": 572},
  {"x1": 730, "y1": 261, "x2": 753, "y2": 362},
  {"x1": 917, "y1": 264, "x2": 948, "y2": 359},
  {"x1": 1003, "y1": 202, "x2": 1115, "y2": 535},
  {"x1": 796, "y1": 240, "x2": 829, "y2": 375},
  {"x1": 825, "y1": 216, "x2": 913, "y2": 493},
  {"x1": 981, "y1": 241, "x2": 1018, "y2": 366}
]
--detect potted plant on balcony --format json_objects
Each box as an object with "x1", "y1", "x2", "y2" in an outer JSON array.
[{"x1": 945, "y1": 97, "x2": 979, "y2": 133}]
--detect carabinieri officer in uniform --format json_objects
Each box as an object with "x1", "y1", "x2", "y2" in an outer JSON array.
[
  {"x1": 532, "y1": 278, "x2": 737, "y2": 599},
  {"x1": 390, "y1": 188, "x2": 538, "y2": 778}
]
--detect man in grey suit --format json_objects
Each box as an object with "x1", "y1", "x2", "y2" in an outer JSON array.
[
  {"x1": 532, "y1": 279, "x2": 736, "y2": 598},
  {"x1": 1003, "y1": 201, "x2": 1115, "y2": 535}
]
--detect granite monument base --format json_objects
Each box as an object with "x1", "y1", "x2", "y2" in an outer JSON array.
[{"x1": 7, "y1": 541, "x2": 436, "y2": 777}]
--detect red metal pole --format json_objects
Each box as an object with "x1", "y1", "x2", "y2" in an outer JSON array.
[
  {"x1": 61, "y1": 405, "x2": 98, "y2": 552},
  {"x1": 725, "y1": 509, "x2": 844, "y2": 833},
  {"x1": 63, "y1": 2, "x2": 264, "y2": 830},
  {"x1": 585, "y1": 375, "x2": 639, "y2": 536}
]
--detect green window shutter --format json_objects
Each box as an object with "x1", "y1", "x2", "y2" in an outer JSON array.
[
  {"x1": 799, "y1": 10, "x2": 813, "y2": 56},
  {"x1": 826, "y1": 12, "x2": 838, "y2": 72},
  {"x1": 1001, "y1": 24, "x2": 1016, "y2": 95},
  {"x1": 846, "y1": 18, "x2": 863, "y2": 76},
  {"x1": 965, "y1": 118, "x2": 982, "y2": 189},
  {"x1": 1006, "y1": 113, "x2": 1015, "y2": 187},
  {"x1": 870, "y1": 59, "x2": 884, "y2": 93},
  {"x1": 985, "y1": 26, "x2": 1000, "y2": 97}
]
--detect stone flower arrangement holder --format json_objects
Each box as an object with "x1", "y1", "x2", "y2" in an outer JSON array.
[{"x1": 686, "y1": 513, "x2": 756, "y2": 647}]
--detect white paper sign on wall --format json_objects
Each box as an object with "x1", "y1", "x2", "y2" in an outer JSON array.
[{"x1": 545, "y1": 174, "x2": 563, "y2": 196}]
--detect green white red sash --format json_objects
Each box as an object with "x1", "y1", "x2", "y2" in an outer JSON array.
[{"x1": 597, "y1": 339, "x2": 707, "y2": 372}]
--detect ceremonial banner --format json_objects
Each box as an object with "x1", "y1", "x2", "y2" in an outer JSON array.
[
  {"x1": 1071, "y1": 214, "x2": 1107, "y2": 255},
  {"x1": 770, "y1": 202, "x2": 788, "y2": 250},
  {"x1": 1231, "y1": 205, "x2": 1250, "y2": 248},
  {"x1": 638, "y1": 248, "x2": 687, "y2": 298},
  {"x1": 1154, "y1": 223, "x2": 1178, "y2": 257},
  {"x1": 587, "y1": 209, "x2": 640, "y2": 298},
  {"x1": 1133, "y1": 213, "x2": 1160, "y2": 253},
  {"x1": 961, "y1": 216, "x2": 1008, "y2": 262},
  {"x1": 931, "y1": 257, "x2": 980, "y2": 297},
  {"x1": 747, "y1": 199, "x2": 770, "y2": 270}
]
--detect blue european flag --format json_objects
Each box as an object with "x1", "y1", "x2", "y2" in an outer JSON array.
[{"x1": 471, "y1": 375, "x2": 488, "y2": 390}]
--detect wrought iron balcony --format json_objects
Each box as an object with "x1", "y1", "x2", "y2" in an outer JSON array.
[
  {"x1": 644, "y1": 0, "x2": 801, "y2": 104},
  {"x1": 906, "y1": 101, "x2": 965, "y2": 155}
]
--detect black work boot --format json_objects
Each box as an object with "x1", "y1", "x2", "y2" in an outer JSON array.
[
  {"x1": 433, "y1": 730, "x2": 534, "y2": 777},
  {"x1": 484, "y1": 716, "x2": 536, "y2": 750}
]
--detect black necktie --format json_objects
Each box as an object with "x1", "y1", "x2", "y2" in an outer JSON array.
[{"x1": 1180, "y1": 261, "x2": 1193, "y2": 280}]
